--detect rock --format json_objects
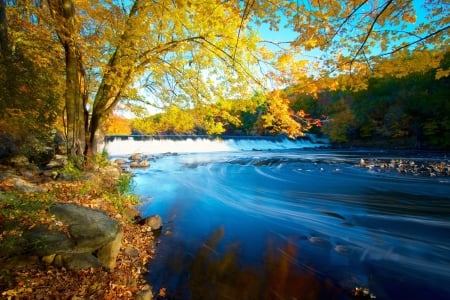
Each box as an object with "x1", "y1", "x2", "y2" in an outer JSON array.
[
  {"x1": 42, "y1": 254, "x2": 56, "y2": 264},
  {"x1": 10, "y1": 154, "x2": 30, "y2": 167},
  {"x1": 61, "y1": 253, "x2": 103, "y2": 270},
  {"x1": 46, "y1": 155, "x2": 68, "y2": 169},
  {"x1": 53, "y1": 130, "x2": 66, "y2": 154},
  {"x1": 23, "y1": 225, "x2": 74, "y2": 256},
  {"x1": 29, "y1": 146, "x2": 54, "y2": 166},
  {"x1": 114, "y1": 158, "x2": 127, "y2": 165},
  {"x1": 138, "y1": 160, "x2": 150, "y2": 168},
  {"x1": 13, "y1": 177, "x2": 48, "y2": 193},
  {"x1": 19, "y1": 203, "x2": 124, "y2": 270},
  {"x1": 49, "y1": 203, "x2": 121, "y2": 253},
  {"x1": 123, "y1": 247, "x2": 140, "y2": 257},
  {"x1": 0, "y1": 133, "x2": 17, "y2": 162},
  {"x1": 140, "y1": 214, "x2": 162, "y2": 230},
  {"x1": 124, "y1": 205, "x2": 141, "y2": 221},
  {"x1": 96, "y1": 229, "x2": 123, "y2": 269},
  {"x1": 130, "y1": 160, "x2": 150, "y2": 168},
  {"x1": 130, "y1": 153, "x2": 143, "y2": 161}
]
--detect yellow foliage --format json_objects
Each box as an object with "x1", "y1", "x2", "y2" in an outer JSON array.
[{"x1": 105, "y1": 115, "x2": 132, "y2": 135}]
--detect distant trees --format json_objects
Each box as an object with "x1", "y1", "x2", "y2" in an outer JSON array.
[{"x1": 307, "y1": 51, "x2": 450, "y2": 149}]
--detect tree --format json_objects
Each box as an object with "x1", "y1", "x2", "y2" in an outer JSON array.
[
  {"x1": 47, "y1": 0, "x2": 88, "y2": 160},
  {"x1": 288, "y1": 0, "x2": 449, "y2": 80}
]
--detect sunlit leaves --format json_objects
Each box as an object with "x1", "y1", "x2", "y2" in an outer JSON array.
[
  {"x1": 286, "y1": 0, "x2": 449, "y2": 86},
  {"x1": 104, "y1": 115, "x2": 132, "y2": 135},
  {"x1": 259, "y1": 90, "x2": 302, "y2": 138}
]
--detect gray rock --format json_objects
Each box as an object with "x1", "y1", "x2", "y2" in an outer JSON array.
[
  {"x1": 123, "y1": 247, "x2": 139, "y2": 257},
  {"x1": 23, "y1": 225, "x2": 74, "y2": 256},
  {"x1": 61, "y1": 253, "x2": 103, "y2": 270},
  {"x1": 14, "y1": 177, "x2": 48, "y2": 193},
  {"x1": 19, "y1": 203, "x2": 123, "y2": 270},
  {"x1": 96, "y1": 229, "x2": 123, "y2": 269},
  {"x1": 46, "y1": 155, "x2": 68, "y2": 168},
  {"x1": 50, "y1": 203, "x2": 121, "y2": 253}
]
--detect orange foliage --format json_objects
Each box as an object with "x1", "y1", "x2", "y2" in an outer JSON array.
[{"x1": 105, "y1": 115, "x2": 131, "y2": 135}]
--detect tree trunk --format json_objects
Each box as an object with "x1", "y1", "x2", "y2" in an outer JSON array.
[
  {"x1": 64, "y1": 42, "x2": 85, "y2": 157},
  {"x1": 48, "y1": 0, "x2": 86, "y2": 160},
  {"x1": 0, "y1": 0, "x2": 10, "y2": 56}
]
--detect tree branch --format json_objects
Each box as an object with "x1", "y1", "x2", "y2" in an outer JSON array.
[{"x1": 378, "y1": 25, "x2": 450, "y2": 57}]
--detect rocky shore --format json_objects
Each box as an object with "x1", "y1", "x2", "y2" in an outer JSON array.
[{"x1": 0, "y1": 157, "x2": 159, "y2": 299}]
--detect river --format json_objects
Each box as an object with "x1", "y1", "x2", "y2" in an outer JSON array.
[{"x1": 105, "y1": 136, "x2": 450, "y2": 300}]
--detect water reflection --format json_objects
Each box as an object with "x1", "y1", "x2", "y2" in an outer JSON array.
[{"x1": 132, "y1": 150, "x2": 450, "y2": 300}]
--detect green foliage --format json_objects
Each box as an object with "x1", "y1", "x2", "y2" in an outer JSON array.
[
  {"x1": 89, "y1": 151, "x2": 111, "y2": 169},
  {"x1": 61, "y1": 159, "x2": 83, "y2": 180},
  {"x1": 101, "y1": 173, "x2": 139, "y2": 213},
  {"x1": 116, "y1": 173, "x2": 136, "y2": 196}
]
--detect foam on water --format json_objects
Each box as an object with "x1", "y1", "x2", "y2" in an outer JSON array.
[{"x1": 102, "y1": 135, "x2": 324, "y2": 156}]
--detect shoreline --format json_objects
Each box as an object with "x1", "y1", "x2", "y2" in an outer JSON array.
[{"x1": 0, "y1": 164, "x2": 157, "y2": 299}]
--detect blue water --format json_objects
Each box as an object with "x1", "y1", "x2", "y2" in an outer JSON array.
[{"x1": 107, "y1": 138, "x2": 450, "y2": 300}]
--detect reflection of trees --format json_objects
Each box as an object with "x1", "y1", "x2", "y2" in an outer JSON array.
[{"x1": 186, "y1": 227, "x2": 345, "y2": 300}]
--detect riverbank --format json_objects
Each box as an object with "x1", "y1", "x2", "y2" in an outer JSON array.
[{"x1": 0, "y1": 164, "x2": 155, "y2": 299}]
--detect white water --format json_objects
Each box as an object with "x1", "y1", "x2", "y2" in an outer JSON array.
[{"x1": 103, "y1": 135, "x2": 324, "y2": 156}]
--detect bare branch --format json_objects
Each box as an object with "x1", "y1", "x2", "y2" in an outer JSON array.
[
  {"x1": 378, "y1": 25, "x2": 450, "y2": 57},
  {"x1": 352, "y1": 0, "x2": 394, "y2": 63}
]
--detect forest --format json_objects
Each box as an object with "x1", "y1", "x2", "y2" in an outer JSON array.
[{"x1": 1, "y1": 0, "x2": 449, "y2": 167}]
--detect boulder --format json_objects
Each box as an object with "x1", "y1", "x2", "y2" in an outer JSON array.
[
  {"x1": 1, "y1": 174, "x2": 48, "y2": 193},
  {"x1": 49, "y1": 203, "x2": 121, "y2": 252},
  {"x1": 21, "y1": 203, "x2": 123, "y2": 270},
  {"x1": 45, "y1": 154, "x2": 68, "y2": 169},
  {"x1": 96, "y1": 229, "x2": 123, "y2": 269},
  {"x1": 22, "y1": 225, "x2": 75, "y2": 256}
]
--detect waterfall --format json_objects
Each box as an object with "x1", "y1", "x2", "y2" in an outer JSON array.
[{"x1": 102, "y1": 135, "x2": 326, "y2": 156}]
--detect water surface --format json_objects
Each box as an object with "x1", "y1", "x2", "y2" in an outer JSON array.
[{"x1": 107, "y1": 139, "x2": 450, "y2": 299}]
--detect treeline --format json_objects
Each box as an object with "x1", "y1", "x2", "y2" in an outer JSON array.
[
  {"x1": 309, "y1": 52, "x2": 450, "y2": 149},
  {"x1": 111, "y1": 51, "x2": 449, "y2": 150}
]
